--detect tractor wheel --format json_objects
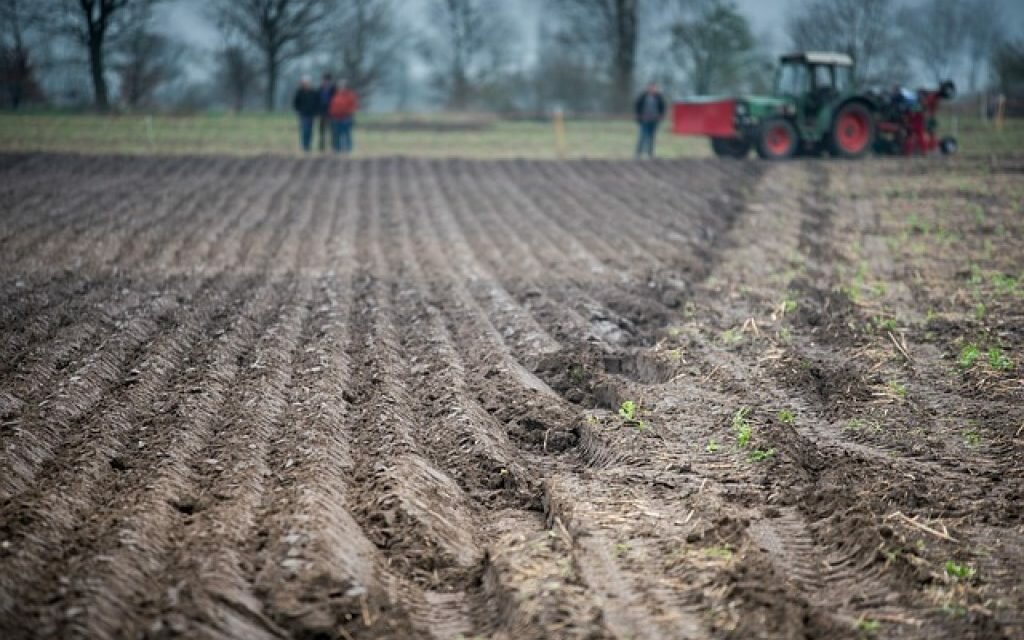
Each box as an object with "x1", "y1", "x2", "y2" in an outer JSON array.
[
  {"x1": 755, "y1": 119, "x2": 798, "y2": 160},
  {"x1": 830, "y1": 103, "x2": 875, "y2": 158},
  {"x1": 711, "y1": 137, "x2": 751, "y2": 159}
]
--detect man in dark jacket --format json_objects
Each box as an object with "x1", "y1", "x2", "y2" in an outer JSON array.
[
  {"x1": 634, "y1": 82, "x2": 666, "y2": 158},
  {"x1": 293, "y1": 76, "x2": 320, "y2": 152},
  {"x1": 317, "y1": 73, "x2": 335, "y2": 152}
]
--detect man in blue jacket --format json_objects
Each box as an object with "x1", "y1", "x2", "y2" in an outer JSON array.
[
  {"x1": 318, "y1": 73, "x2": 335, "y2": 152},
  {"x1": 293, "y1": 76, "x2": 320, "y2": 152},
  {"x1": 635, "y1": 82, "x2": 666, "y2": 158}
]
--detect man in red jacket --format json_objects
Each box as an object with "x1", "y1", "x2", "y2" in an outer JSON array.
[{"x1": 327, "y1": 80, "x2": 359, "y2": 154}]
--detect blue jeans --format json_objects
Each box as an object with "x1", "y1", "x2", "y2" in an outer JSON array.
[
  {"x1": 636, "y1": 121, "x2": 659, "y2": 157},
  {"x1": 298, "y1": 116, "x2": 314, "y2": 152},
  {"x1": 331, "y1": 119, "x2": 354, "y2": 153}
]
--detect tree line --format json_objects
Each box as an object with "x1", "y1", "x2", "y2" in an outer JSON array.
[{"x1": 1, "y1": 0, "x2": 1021, "y2": 114}]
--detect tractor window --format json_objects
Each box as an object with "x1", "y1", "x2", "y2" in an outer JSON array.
[
  {"x1": 812, "y1": 65, "x2": 833, "y2": 90},
  {"x1": 776, "y1": 63, "x2": 809, "y2": 97}
]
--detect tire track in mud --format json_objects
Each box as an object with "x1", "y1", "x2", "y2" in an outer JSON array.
[
  {"x1": 671, "y1": 160, "x2": 1022, "y2": 638},
  {"x1": 246, "y1": 164, "x2": 407, "y2": 640},
  {"x1": 666, "y1": 162, "x2": 928, "y2": 633},
  {"x1": 428, "y1": 157, "x2": 802, "y2": 634},
  {"x1": 401, "y1": 159, "x2": 615, "y2": 637},
  {"x1": 51, "y1": 165, "x2": 332, "y2": 639},
  {"x1": 796, "y1": 165, "x2": 1024, "y2": 638},
  {"x1": 0, "y1": 272, "x2": 247, "y2": 635},
  {"x1": 0, "y1": 273, "x2": 201, "y2": 500},
  {"x1": 346, "y1": 158, "x2": 504, "y2": 637},
  {"x1": 415, "y1": 158, "x2": 740, "y2": 638}
]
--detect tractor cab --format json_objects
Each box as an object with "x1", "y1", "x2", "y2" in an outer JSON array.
[{"x1": 774, "y1": 52, "x2": 855, "y2": 124}]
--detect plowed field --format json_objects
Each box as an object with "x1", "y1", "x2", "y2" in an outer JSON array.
[{"x1": 1, "y1": 153, "x2": 1022, "y2": 640}]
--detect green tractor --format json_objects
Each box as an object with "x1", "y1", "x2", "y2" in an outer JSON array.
[{"x1": 672, "y1": 51, "x2": 956, "y2": 160}]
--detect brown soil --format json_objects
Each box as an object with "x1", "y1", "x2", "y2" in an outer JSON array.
[{"x1": 0, "y1": 152, "x2": 1021, "y2": 640}]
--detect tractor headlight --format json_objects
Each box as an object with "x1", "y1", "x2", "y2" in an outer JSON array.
[{"x1": 735, "y1": 102, "x2": 747, "y2": 116}]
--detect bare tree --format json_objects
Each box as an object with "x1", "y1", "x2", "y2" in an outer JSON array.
[
  {"x1": 963, "y1": 0, "x2": 1004, "y2": 92},
  {"x1": 551, "y1": 0, "x2": 640, "y2": 113},
  {"x1": 786, "y1": 0, "x2": 903, "y2": 84},
  {"x1": 110, "y1": 2, "x2": 180, "y2": 109},
  {"x1": 332, "y1": 0, "x2": 401, "y2": 103},
  {"x1": 672, "y1": 0, "x2": 754, "y2": 95},
  {"x1": 216, "y1": 43, "x2": 260, "y2": 112},
  {"x1": 211, "y1": 0, "x2": 331, "y2": 111},
  {"x1": 901, "y1": 0, "x2": 966, "y2": 84},
  {"x1": 992, "y1": 39, "x2": 1024, "y2": 97},
  {"x1": 420, "y1": 0, "x2": 515, "y2": 109},
  {"x1": 46, "y1": 0, "x2": 157, "y2": 111},
  {"x1": 0, "y1": 0, "x2": 46, "y2": 108},
  {"x1": 114, "y1": 27, "x2": 179, "y2": 108},
  {"x1": 533, "y1": 22, "x2": 608, "y2": 114}
]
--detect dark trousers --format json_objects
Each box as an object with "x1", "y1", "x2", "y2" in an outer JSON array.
[
  {"x1": 331, "y1": 118, "x2": 354, "y2": 153},
  {"x1": 636, "y1": 120, "x2": 659, "y2": 157},
  {"x1": 318, "y1": 115, "x2": 329, "y2": 151},
  {"x1": 298, "y1": 116, "x2": 314, "y2": 152}
]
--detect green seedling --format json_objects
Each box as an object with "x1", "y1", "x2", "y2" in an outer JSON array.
[
  {"x1": 958, "y1": 344, "x2": 981, "y2": 369},
  {"x1": 720, "y1": 328, "x2": 742, "y2": 345},
  {"x1": 991, "y1": 273, "x2": 1018, "y2": 295},
  {"x1": 618, "y1": 400, "x2": 645, "y2": 429},
  {"x1": 568, "y1": 364, "x2": 588, "y2": 383},
  {"x1": 613, "y1": 542, "x2": 631, "y2": 558},
  {"x1": 974, "y1": 303, "x2": 986, "y2": 321},
  {"x1": 887, "y1": 381, "x2": 907, "y2": 398},
  {"x1": 748, "y1": 448, "x2": 775, "y2": 462},
  {"x1": 944, "y1": 560, "x2": 975, "y2": 580},
  {"x1": 968, "y1": 264, "x2": 984, "y2": 285},
  {"x1": 732, "y1": 407, "x2": 752, "y2": 448},
  {"x1": 873, "y1": 316, "x2": 897, "y2": 332},
  {"x1": 856, "y1": 618, "x2": 881, "y2": 633},
  {"x1": 781, "y1": 299, "x2": 797, "y2": 315},
  {"x1": 987, "y1": 347, "x2": 1012, "y2": 371},
  {"x1": 619, "y1": 400, "x2": 638, "y2": 421},
  {"x1": 777, "y1": 409, "x2": 795, "y2": 424},
  {"x1": 907, "y1": 214, "x2": 929, "y2": 234},
  {"x1": 963, "y1": 429, "x2": 981, "y2": 447},
  {"x1": 705, "y1": 439, "x2": 719, "y2": 453},
  {"x1": 704, "y1": 545, "x2": 733, "y2": 560},
  {"x1": 883, "y1": 547, "x2": 903, "y2": 564}
]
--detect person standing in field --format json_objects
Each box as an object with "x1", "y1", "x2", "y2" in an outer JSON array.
[
  {"x1": 634, "y1": 82, "x2": 666, "y2": 158},
  {"x1": 293, "y1": 76, "x2": 320, "y2": 152},
  {"x1": 318, "y1": 73, "x2": 335, "y2": 152},
  {"x1": 328, "y1": 80, "x2": 360, "y2": 154}
]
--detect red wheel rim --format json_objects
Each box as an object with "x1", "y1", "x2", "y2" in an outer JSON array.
[
  {"x1": 765, "y1": 124, "x2": 792, "y2": 156},
  {"x1": 836, "y1": 110, "x2": 869, "y2": 153}
]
